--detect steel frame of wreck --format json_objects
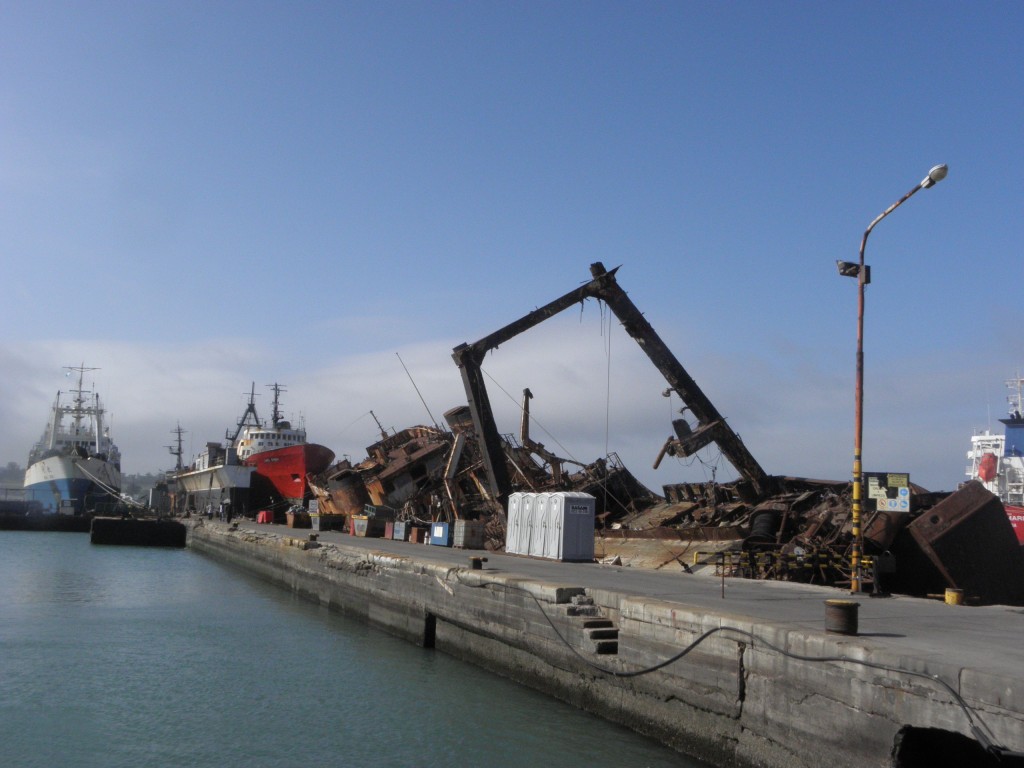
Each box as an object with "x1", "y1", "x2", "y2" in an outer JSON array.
[{"x1": 452, "y1": 261, "x2": 769, "y2": 511}]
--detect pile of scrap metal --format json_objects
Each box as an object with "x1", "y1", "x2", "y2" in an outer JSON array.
[
  {"x1": 307, "y1": 402, "x2": 663, "y2": 549},
  {"x1": 630, "y1": 473, "x2": 1024, "y2": 606}
]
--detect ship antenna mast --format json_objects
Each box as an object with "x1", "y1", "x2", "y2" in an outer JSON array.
[
  {"x1": 268, "y1": 383, "x2": 286, "y2": 427},
  {"x1": 166, "y1": 423, "x2": 186, "y2": 472},
  {"x1": 62, "y1": 363, "x2": 100, "y2": 442},
  {"x1": 1007, "y1": 373, "x2": 1024, "y2": 419},
  {"x1": 370, "y1": 410, "x2": 388, "y2": 440},
  {"x1": 227, "y1": 383, "x2": 262, "y2": 444},
  {"x1": 64, "y1": 363, "x2": 99, "y2": 417}
]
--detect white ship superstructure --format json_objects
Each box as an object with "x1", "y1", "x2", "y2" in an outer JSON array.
[{"x1": 965, "y1": 374, "x2": 1024, "y2": 543}]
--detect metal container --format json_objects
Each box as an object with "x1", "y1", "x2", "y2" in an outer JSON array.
[
  {"x1": 286, "y1": 511, "x2": 311, "y2": 529},
  {"x1": 364, "y1": 504, "x2": 396, "y2": 521},
  {"x1": 408, "y1": 527, "x2": 427, "y2": 544},
  {"x1": 428, "y1": 522, "x2": 452, "y2": 547},
  {"x1": 453, "y1": 519, "x2": 486, "y2": 550},
  {"x1": 311, "y1": 514, "x2": 346, "y2": 532},
  {"x1": 392, "y1": 521, "x2": 409, "y2": 541},
  {"x1": 385, "y1": 521, "x2": 395, "y2": 539},
  {"x1": 352, "y1": 515, "x2": 387, "y2": 538},
  {"x1": 907, "y1": 481, "x2": 1024, "y2": 605}
]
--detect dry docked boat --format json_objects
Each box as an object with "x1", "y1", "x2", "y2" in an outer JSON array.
[{"x1": 233, "y1": 383, "x2": 335, "y2": 507}]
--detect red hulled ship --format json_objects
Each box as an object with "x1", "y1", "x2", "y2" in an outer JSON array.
[{"x1": 233, "y1": 383, "x2": 335, "y2": 508}]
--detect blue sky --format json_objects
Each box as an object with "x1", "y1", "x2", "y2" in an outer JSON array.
[{"x1": 2, "y1": 1, "x2": 1021, "y2": 493}]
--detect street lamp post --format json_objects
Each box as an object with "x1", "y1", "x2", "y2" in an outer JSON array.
[{"x1": 839, "y1": 164, "x2": 948, "y2": 593}]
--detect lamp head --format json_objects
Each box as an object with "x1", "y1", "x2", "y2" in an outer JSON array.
[{"x1": 921, "y1": 164, "x2": 948, "y2": 189}]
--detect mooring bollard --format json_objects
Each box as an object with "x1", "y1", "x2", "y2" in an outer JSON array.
[
  {"x1": 469, "y1": 556, "x2": 488, "y2": 570},
  {"x1": 824, "y1": 599, "x2": 860, "y2": 635}
]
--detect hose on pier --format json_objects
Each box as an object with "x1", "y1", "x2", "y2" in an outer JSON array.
[{"x1": 453, "y1": 572, "x2": 1015, "y2": 760}]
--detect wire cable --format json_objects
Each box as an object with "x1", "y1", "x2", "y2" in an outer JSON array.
[
  {"x1": 75, "y1": 461, "x2": 144, "y2": 508},
  {"x1": 451, "y1": 571, "x2": 1009, "y2": 755}
]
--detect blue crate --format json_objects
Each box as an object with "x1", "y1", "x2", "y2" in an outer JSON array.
[{"x1": 428, "y1": 522, "x2": 452, "y2": 547}]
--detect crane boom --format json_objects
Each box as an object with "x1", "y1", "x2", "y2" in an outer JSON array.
[{"x1": 451, "y1": 262, "x2": 769, "y2": 506}]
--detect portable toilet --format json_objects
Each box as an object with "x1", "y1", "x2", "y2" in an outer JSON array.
[
  {"x1": 545, "y1": 492, "x2": 595, "y2": 561},
  {"x1": 506, "y1": 492, "x2": 524, "y2": 555},
  {"x1": 518, "y1": 492, "x2": 539, "y2": 556},
  {"x1": 527, "y1": 492, "x2": 554, "y2": 557}
]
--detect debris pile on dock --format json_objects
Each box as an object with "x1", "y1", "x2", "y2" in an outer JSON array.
[
  {"x1": 304, "y1": 261, "x2": 1024, "y2": 604},
  {"x1": 308, "y1": 404, "x2": 661, "y2": 550}
]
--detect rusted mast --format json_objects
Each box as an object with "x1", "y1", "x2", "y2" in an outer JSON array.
[{"x1": 452, "y1": 262, "x2": 770, "y2": 507}]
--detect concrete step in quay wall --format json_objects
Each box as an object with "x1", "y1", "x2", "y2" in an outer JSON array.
[
  {"x1": 558, "y1": 596, "x2": 621, "y2": 655},
  {"x1": 185, "y1": 521, "x2": 1024, "y2": 768}
]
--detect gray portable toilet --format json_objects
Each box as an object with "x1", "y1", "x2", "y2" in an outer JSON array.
[{"x1": 544, "y1": 492, "x2": 595, "y2": 561}]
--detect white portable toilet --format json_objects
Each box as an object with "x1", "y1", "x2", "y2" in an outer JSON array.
[
  {"x1": 506, "y1": 492, "x2": 524, "y2": 555},
  {"x1": 518, "y1": 492, "x2": 538, "y2": 556},
  {"x1": 544, "y1": 494, "x2": 563, "y2": 559},
  {"x1": 527, "y1": 492, "x2": 552, "y2": 557},
  {"x1": 507, "y1": 491, "x2": 593, "y2": 560}
]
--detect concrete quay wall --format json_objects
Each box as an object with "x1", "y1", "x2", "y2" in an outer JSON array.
[{"x1": 187, "y1": 522, "x2": 1024, "y2": 768}]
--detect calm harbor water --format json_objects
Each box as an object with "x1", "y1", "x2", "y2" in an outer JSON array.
[{"x1": 0, "y1": 532, "x2": 703, "y2": 768}]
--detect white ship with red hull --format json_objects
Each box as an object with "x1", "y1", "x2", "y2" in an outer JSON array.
[
  {"x1": 234, "y1": 384, "x2": 335, "y2": 507},
  {"x1": 966, "y1": 374, "x2": 1024, "y2": 544}
]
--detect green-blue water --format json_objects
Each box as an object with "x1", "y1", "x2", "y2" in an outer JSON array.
[{"x1": 0, "y1": 532, "x2": 702, "y2": 767}]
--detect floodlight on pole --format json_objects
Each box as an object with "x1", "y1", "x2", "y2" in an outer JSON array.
[{"x1": 844, "y1": 164, "x2": 948, "y2": 593}]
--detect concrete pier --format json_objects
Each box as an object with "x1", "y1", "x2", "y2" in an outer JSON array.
[{"x1": 186, "y1": 520, "x2": 1024, "y2": 768}]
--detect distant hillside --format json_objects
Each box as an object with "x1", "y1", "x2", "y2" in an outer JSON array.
[{"x1": 0, "y1": 462, "x2": 22, "y2": 486}]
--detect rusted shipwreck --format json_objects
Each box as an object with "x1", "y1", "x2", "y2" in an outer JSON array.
[{"x1": 309, "y1": 262, "x2": 1024, "y2": 605}]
